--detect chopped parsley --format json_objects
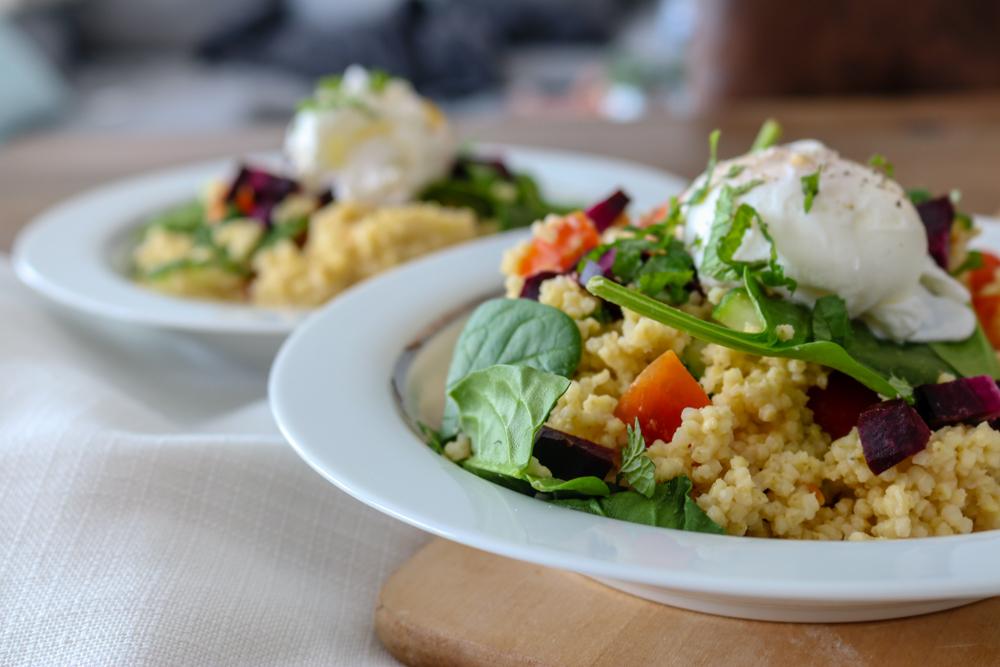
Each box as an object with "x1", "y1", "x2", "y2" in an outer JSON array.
[
  {"x1": 800, "y1": 169, "x2": 821, "y2": 213},
  {"x1": 579, "y1": 222, "x2": 696, "y2": 306},
  {"x1": 868, "y1": 153, "x2": 895, "y2": 178}
]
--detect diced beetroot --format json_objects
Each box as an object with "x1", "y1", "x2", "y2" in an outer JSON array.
[
  {"x1": 585, "y1": 189, "x2": 631, "y2": 232},
  {"x1": 533, "y1": 426, "x2": 616, "y2": 480},
  {"x1": 577, "y1": 248, "x2": 617, "y2": 288},
  {"x1": 914, "y1": 375, "x2": 1000, "y2": 429},
  {"x1": 226, "y1": 165, "x2": 300, "y2": 226},
  {"x1": 519, "y1": 271, "x2": 561, "y2": 300},
  {"x1": 857, "y1": 400, "x2": 931, "y2": 474},
  {"x1": 807, "y1": 371, "x2": 881, "y2": 439},
  {"x1": 916, "y1": 196, "x2": 954, "y2": 270}
]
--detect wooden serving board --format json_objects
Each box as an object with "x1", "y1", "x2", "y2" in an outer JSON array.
[{"x1": 376, "y1": 539, "x2": 1000, "y2": 666}]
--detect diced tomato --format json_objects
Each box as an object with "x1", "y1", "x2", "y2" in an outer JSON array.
[
  {"x1": 637, "y1": 200, "x2": 670, "y2": 228},
  {"x1": 806, "y1": 371, "x2": 880, "y2": 440},
  {"x1": 516, "y1": 212, "x2": 600, "y2": 277},
  {"x1": 968, "y1": 252, "x2": 1000, "y2": 348},
  {"x1": 233, "y1": 185, "x2": 256, "y2": 217},
  {"x1": 614, "y1": 350, "x2": 711, "y2": 444}
]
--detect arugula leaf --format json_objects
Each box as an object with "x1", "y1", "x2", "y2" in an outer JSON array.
[
  {"x1": 929, "y1": 325, "x2": 1000, "y2": 380},
  {"x1": 551, "y1": 476, "x2": 724, "y2": 534},
  {"x1": 868, "y1": 153, "x2": 895, "y2": 178},
  {"x1": 750, "y1": 118, "x2": 782, "y2": 152},
  {"x1": 450, "y1": 365, "x2": 570, "y2": 476},
  {"x1": 587, "y1": 275, "x2": 907, "y2": 398},
  {"x1": 888, "y1": 375, "x2": 914, "y2": 400},
  {"x1": 800, "y1": 169, "x2": 820, "y2": 213},
  {"x1": 811, "y1": 295, "x2": 852, "y2": 345},
  {"x1": 688, "y1": 129, "x2": 721, "y2": 206},
  {"x1": 618, "y1": 420, "x2": 655, "y2": 498},
  {"x1": 441, "y1": 298, "x2": 582, "y2": 436}
]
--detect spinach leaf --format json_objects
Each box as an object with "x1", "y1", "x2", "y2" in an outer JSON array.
[
  {"x1": 929, "y1": 325, "x2": 1000, "y2": 380},
  {"x1": 526, "y1": 475, "x2": 610, "y2": 497},
  {"x1": 551, "y1": 476, "x2": 724, "y2": 534},
  {"x1": 617, "y1": 420, "x2": 655, "y2": 498},
  {"x1": 750, "y1": 118, "x2": 782, "y2": 152},
  {"x1": 843, "y1": 323, "x2": 953, "y2": 389},
  {"x1": 449, "y1": 365, "x2": 570, "y2": 476},
  {"x1": 811, "y1": 295, "x2": 852, "y2": 345},
  {"x1": 441, "y1": 298, "x2": 582, "y2": 436}
]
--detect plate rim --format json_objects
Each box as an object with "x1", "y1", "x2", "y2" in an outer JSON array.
[
  {"x1": 270, "y1": 220, "x2": 1000, "y2": 605},
  {"x1": 11, "y1": 144, "x2": 687, "y2": 335}
]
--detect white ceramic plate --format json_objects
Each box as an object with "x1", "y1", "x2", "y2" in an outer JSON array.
[
  {"x1": 270, "y1": 216, "x2": 1000, "y2": 623},
  {"x1": 12, "y1": 145, "x2": 685, "y2": 335}
]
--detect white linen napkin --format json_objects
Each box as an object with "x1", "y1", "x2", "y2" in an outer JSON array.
[{"x1": 0, "y1": 257, "x2": 427, "y2": 666}]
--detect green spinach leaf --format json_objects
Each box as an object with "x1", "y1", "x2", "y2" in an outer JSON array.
[
  {"x1": 929, "y1": 325, "x2": 1000, "y2": 380},
  {"x1": 441, "y1": 298, "x2": 582, "y2": 436},
  {"x1": 449, "y1": 365, "x2": 570, "y2": 476},
  {"x1": 551, "y1": 476, "x2": 724, "y2": 534},
  {"x1": 526, "y1": 475, "x2": 610, "y2": 497}
]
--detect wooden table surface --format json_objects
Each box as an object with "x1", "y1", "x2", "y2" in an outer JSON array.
[{"x1": 3, "y1": 92, "x2": 1000, "y2": 253}]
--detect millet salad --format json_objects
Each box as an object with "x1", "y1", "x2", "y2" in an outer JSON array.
[
  {"x1": 424, "y1": 120, "x2": 1000, "y2": 540},
  {"x1": 131, "y1": 66, "x2": 570, "y2": 306}
]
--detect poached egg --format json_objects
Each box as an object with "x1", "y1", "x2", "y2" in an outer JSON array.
[
  {"x1": 284, "y1": 65, "x2": 456, "y2": 205},
  {"x1": 683, "y1": 140, "x2": 975, "y2": 343}
]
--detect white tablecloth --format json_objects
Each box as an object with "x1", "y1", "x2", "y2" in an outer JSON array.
[{"x1": 0, "y1": 258, "x2": 427, "y2": 665}]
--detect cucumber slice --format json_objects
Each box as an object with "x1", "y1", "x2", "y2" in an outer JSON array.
[{"x1": 712, "y1": 288, "x2": 764, "y2": 333}]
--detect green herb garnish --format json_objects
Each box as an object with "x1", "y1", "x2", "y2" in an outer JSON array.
[
  {"x1": 800, "y1": 169, "x2": 821, "y2": 213},
  {"x1": 750, "y1": 118, "x2": 782, "y2": 152},
  {"x1": 551, "y1": 476, "x2": 724, "y2": 534},
  {"x1": 868, "y1": 153, "x2": 895, "y2": 178},
  {"x1": 618, "y1": 420, "x2": 656, "y2": 498}
]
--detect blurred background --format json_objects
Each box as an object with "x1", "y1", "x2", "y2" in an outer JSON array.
[{"x1": 5, "y1": 0, "x2": 1000, "y2": 140}]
